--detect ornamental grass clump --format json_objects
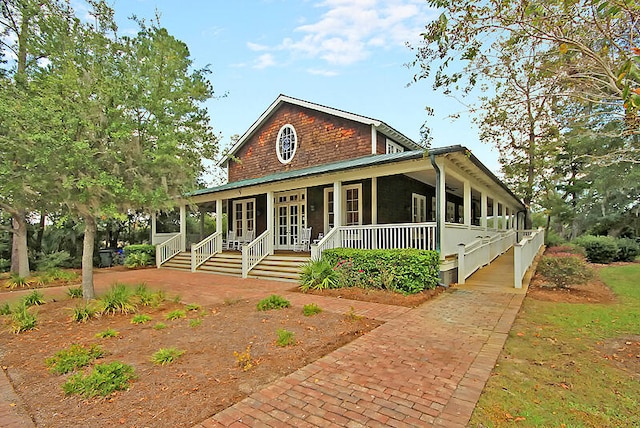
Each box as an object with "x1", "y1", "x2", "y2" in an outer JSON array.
[
  {"x1": 100, "y1": 283, "x2": 137, "y2": 315},
  {"x1": 151, "y1": 347, "x2": 185, "y2": 365},
  {"x1": 45, "y1": 344, "x2": 104, "y2": 375},
  {"x1": 62, "y1": 361, "x2": 135, "y2": 397},
  {"x1": 11, "y1": 301, "x2": 37, "y2": 333}
]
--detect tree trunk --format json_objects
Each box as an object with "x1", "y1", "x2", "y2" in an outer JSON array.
[
  {"x1": 10, "y1": 213, "x2": 30, "y2": 278},
  {"x1": 35, "y1": 212, "x2": 46, "y2": 254},
  {"x1": 82, "y1": 215, "x2": 97, "y2": 300}
]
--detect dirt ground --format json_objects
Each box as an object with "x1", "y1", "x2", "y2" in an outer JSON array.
[
  {"x1": 301, "y1": 285, "x2": 446, "y2": 307},
  {"x1": 0, "y1": 293, "x2": 382, "y2": 428}
]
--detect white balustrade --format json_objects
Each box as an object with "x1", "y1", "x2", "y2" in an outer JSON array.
[
  {"x1": 155, "y1": 233, "x2": 182, "y2": 268},
  {"x1": 242, "y1": 230, "x2": 273, "y2": 278},
  {"x1": 190, "y1": 231, "x2": 222, "y2": 272},
  {"x1": 514, "y1": 228, "x2": 545, "y2": 288}
]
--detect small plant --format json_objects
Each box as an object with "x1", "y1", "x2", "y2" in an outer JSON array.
[
  {"x1": 5, "y1": 273, "x2": 31, "y2": 289},
  {"x1": 233, "y1": 344, "x2": 257, "y2": 371},
  {"x1": 223, "y1": 297, "x2": 242, "y2": 306},
  {"x1": 67, "y1": 286, "x2": 83, "y2": 298},
  {"x1": 45, "y1": 344, "x2": 104, "y2": 375},
  {"x1": 131, "y1": 314, "x2": 152, "y2": 324},
  {"x1": 0, "y1": 302, "x2": 11, "y2": 316},
  {"x1": 95, "y1": 328, "x2": 119, "y2": 338},
  {"x1": 344, "y1": 306, "x2": 362, "y2": 322},
  {"x1": 302, "y1": 303, "x2": 322, "y2": 316},
  {"x1": 151, "y1": 347, "x2": 185, "y2": 365},
  {"x1": 537, "y1": 255, "x2": 594, "y2": 288},
  {"x1": 276, "y1": 328, "x2": 295, "y2": 347},
  {"x1": 71, "y1": 303, "x2": 98, "y2": 323},
  {"x1": 11, "y1": 302, "x2": 37, "y2": 333},
  {"x1": 23, "y1": 290, "x2": 46, "y2": 307},
  {"x1": 99, "y1": 283, "x2": 137, "y2": 315},
  {"x1": 62, "y1": 361, "x2": 135, "y2": 397},
  {"x1": 153, "y1": 322, "x2": 167, "y2": 330},
  {"x1": 299, "y1": 259, "x2": 338, "y2": 291},
  {"x1": 185, "y1": 303, "x2": 200, "y2": 311},
  {"x1": 124, "y1": 252, "x2": 151, "y2": 269},
  {"x1": 172, "y1": 295, "x2": 182, "y2": 303},
  {"x1": 256, "y1": 295, "x2": 290, "y2": 311},
  {"x1": 165, "y1": 309, "x2": 186, "y2": 320},
  {"x1": 189, "y1": 318, "x2": 203, "y2": 328}
]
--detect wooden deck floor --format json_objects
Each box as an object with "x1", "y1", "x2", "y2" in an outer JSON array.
[{"x1": 458, "y1": 247, "x2": 530, "y2": 295}]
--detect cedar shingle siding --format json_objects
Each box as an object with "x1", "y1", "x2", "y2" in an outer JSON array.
[{"x1": 229, "y1": 103, "x2": 373, "y2": 182}]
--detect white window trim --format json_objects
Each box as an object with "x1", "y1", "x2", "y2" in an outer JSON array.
[
  {"x1": 343, "y1": 184, "x2": 363, "y2": 226},
  {"x1": 412, "y1": 193, "x2": 427, "y2": 223},
  {"x1": 276, "y1": 124, "x2": 298, "y2": 164},
  {"x1": 386, "y1": 139, "x2": 404, "y2": 154},
  {"x1": 232, "y1": 198, "x2": 256, "y2": 239},
  {"x1": 323, "y1": 187, "x2": 334, "y2": 233}
]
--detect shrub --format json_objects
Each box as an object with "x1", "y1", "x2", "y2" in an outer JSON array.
[
  {"x1": 545, "y1": 244, "x2": 586, "y2": 257},
  {"x1": 23, "y1": 290, "x2": 46, "y2": 307},
  {"x1": 0, "y1": 258, "x2": 9, "y2": 273},
  {"x1": 71, "y1": 303, "x2": 99, "y2": 323},
  {"x1": 11, "y1": 302, "x2": 37, "y2": 333},
  {"x1": 62, "y1": 361, "x2": 135, "y2": 397},
  {"x1": 276, "y1": 329, "x2": 295, "y2": 347},
  {"x1": 544, "y1": 230, "x2": 565, "y2": 247},
  {"x1": 615, "y1": 238, "x2": 640, "y2": 262},
  {"x1": 256, "y1": 295, "x2": 290, "y2": 311},
  {"x1": 123, "y1": 244, "x2": 155, "y2": 267},
  {"x1": 151, "y1": 347, "x2": 185, "y2": 365},
  {"x1": 99, "y1": 283, "x2": 137, "y2": 315},
  {"x1": 45, "y1": 344, "x2": 104, "y2": 375},
  {"x1": 573, "y1": 235, "x2": 618, "y2": 264},
  {"x1": 45, "y1": 267, "x2": 79, "y2": 283},
  {"x1": 299, "y1": 260, "x2": 338, "y2": 291},
  {"x1": 302, "y1": 303, "x2": 322, "y2": 316},
  {"x1": 35, "y1": 251, "x2": 72, "y2": 271},
  {"x1": 95, "y1": 328, "x2": 119, "y2": 338},
  {"x1": 67, "y1": 286, "x2": 83, "y2": 298},
  {"x1": 165, "y1": 309, "x2": 186, "y2": 320},
  {"x1": 322, "y1": 248, "x2": 440, "y2": 294},
  {"x1": 0, "y1": 302, "x2": 10, "y2": 315},
  {"x1": 537, "y1": 255, "x2": 594, "y2": 288},
  {"x1": 131, "y1": 314, "x2": 152, "y2": 324}
]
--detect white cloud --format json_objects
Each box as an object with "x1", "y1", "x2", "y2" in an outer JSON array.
[
  {"x1": 247, "y1": 0, "x2": 436, "y2": 69},
  {"x1": 307, "y1": 68, "x2": 339, "y2": 76},
  {"x1": 253, "y1": 53, "x2": 276, "y2": 69}
]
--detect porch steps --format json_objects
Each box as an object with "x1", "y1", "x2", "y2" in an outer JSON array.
[
  {"x1": 160, "y1": 252, "x2": 191, "y2": 270},
  {"x1": 198, "y1": 252, "x2": 243, "y2": 276},
  {"x1": 248, "y1": 254, "x2": 310, "y2": 282}
]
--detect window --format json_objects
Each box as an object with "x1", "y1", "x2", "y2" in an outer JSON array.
[
  {"x1": 276, "y1": 124, "x2": 297, "y2": 164},
  {"x1": 386, "y1": 140, "x2": 404, "y2": 154},
  {"x1": 324, "y1": 184, "x2": 362, "y2": 231},
  {"x1": 345, "y1": 186, "x2": 360, "y2": 225},
  {"x1": 412, "y1": 194, "x2": 427, "y2": 223}
]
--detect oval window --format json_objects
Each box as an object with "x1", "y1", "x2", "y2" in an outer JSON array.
[{"x1": 276, "y1": 124, "x2": 297, "y2": 164}]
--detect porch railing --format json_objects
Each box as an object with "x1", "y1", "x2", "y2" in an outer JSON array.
[
  {"x1": 242, "y1": 229, "x2": 273, "y2": 278},
  {"x1": 514, "y1": 228, "x2": 545, "y2": 288},
  {"x1": 457, "y1": 230, "x2": 516, "y2": 284},
  {"x1": 155, "y1": 233, "x2": 182, "y2": 268},
  {"x1": 190, "y1": 231, "x2": 222, "y2": 272},
  {"x1": 311, "y1": 223, "x2": 437, "y2": 260}
]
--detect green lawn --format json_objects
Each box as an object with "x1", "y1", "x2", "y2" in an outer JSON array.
[{"x1": 469, "y1": 264, "x2": 640, "y2": 427}]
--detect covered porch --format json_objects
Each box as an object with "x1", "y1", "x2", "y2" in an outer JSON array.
[{"x1": 152, "y1": 147, "x2": 533, "y2": 284}]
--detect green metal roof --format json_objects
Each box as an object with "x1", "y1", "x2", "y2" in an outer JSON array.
[{"x1": 188, "y1": 150, "x2": 426, "y2": 197}]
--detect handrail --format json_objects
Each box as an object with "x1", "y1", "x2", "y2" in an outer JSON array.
[
  {"x1": 155, "y1": 233, "x2": 182, "y2": 268},
  {"x1": 457, "y1": 230, "x2": 517, "y2": 284},
  {"x1": 311, "y1": 227, "x2": 340, "y2": 260},
  {"x1": 242, "y1": 229, "x2": 272, "y2": 278},
  {"x1": 190, "y1": 231, "x2": 222, "y2": 272},
  {"x1": 514, "y1": 228, "x2": 545, "y2": 288}
]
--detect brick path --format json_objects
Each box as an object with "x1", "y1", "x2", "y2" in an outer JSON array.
[{"x1": 0, "y1": 249, "x2": 532, "y2": 427}]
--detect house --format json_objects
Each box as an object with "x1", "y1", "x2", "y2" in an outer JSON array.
[{"x1": 152, "y1": 94, "x2": 534, "y2": 285}]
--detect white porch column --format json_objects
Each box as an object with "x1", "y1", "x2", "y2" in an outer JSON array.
[
  {"x1": 500, "y1": 201, "x2": 506, "y2": 230},
  {"x1": 480, "y1": 192, "x2": 487, "y2": 229},
  {"x1": 333, "y1": 181, "x2": 342, "y2": 227},
  {"x1": 463, "y1": 180, "x2": 471, "y2": 226},
  {"x1": 371, "y1": 177, "x2": 378, "y2": 225},
  {"x1": 179, "y1": 204, "x2": 187, "y2": 251},
  {"x1": 436, "y1": 159, "x2": 446, "y2": 259},
  {"x1": 151, "y1": 211, "x2": 157, "y2": 244},
  {"x1": 215, "y1": 199, "x2": 223, "y2": 234},
  {"x1": 266, "y1": 191, "x2": 274, "y2": 255}
]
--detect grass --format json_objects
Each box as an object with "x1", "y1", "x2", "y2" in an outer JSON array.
[
  {"x1": 71, "y1": 303, "x2": 99, "y2": 323},
  {"x1": 100, "y1": 283, "x2": 137, "y2": 315},
  {"x1": 95, "y1": 328, "x2": 119, "y2": 338},
  {"x1": 0, "y1": 302, "x2": 11, "y2": 315},
  {"x1": 256, "y1": 295, "x2": 290, "y2": 311},
  {"x1": 469, "y1": 264, "x2": 640, "y2": 427},
  {"x1": 11, "y1": 302, "x2": 37, "y2": 333},
  {"x1": 62, "y1": 361, "x2": 135, "y2": 397},
  {"x1": 23, "y1": 290, "x2": 46, "y2": 307},
  {"x1": 131, "y1": 314, "x2": 152, "y2": 324},
  {"x1": 151, "y1": 347, "x2": 185, "y2": 365},
  {"x1": 153, "y1": 322, "x2": 167, "y2": 330},
  {"x1": 165, "y1": 309, "x2": 186, "y2": 320},
  {"x1": 302, "y1": 303, "x2": 322, "y2": 316},
  {"x1": 275, "y1": 328, "x2": 295, "y2": 347},
  {"x1": 45, "y1": 344, "x2": 104, "y2": 375},
  {"x1": 189, "y1": 318, "x2": 203, "y2": 328},
  {"x1": 67, "y1": 286, "x2": 83, "y2": 298}
]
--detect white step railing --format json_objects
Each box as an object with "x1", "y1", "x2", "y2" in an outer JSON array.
[
  {"x1": 457, "y1": 230, "x2": 516, "y2": 284},
  {"x1": 311, "y1": 223, "x2": 437, "y2": 260},
  {"x1": 514, "y1": 228, "x2": 545, "y2": 288},
  {"x1": 191, "y1": 231, "x2": 222, "y2": 272},
  {"x1": 242, "y1": 229, "x2": 273, "y2": 278},
  {"x1": 155, "y1": 233, "x2": 182, "y2": 268}
]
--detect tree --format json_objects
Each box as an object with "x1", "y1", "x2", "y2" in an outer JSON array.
[{"x1": 36, "y1": 3, "x2": 217, "y2": 298}]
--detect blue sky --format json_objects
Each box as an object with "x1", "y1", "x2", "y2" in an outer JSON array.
[{"x1": 104, "y1": 0, "x2": 500, "y2": 178}]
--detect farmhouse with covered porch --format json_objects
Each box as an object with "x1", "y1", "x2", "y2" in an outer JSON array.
[{"x1": 153, "y1": 95, "x2": 542, "y2": 287}]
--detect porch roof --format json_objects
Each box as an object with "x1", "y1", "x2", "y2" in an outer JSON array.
[{"x1": 191, "y1": 150, "x2": 425, "y2": 197}]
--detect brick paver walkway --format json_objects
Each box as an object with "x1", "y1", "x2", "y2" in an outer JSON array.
[{"x1": 0, "y1": 248, "x2": 533, "y2": 427}]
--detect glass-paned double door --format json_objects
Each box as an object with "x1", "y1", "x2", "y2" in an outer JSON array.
[{"x1": 275, "y1": 190, "x2": 306, "y2": 250}]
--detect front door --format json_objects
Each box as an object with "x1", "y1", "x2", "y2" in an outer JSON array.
[
  {"x1": 275, "y1": 190, "x2": 306, "y2": 250},
  {"x1": 232, "y1": 198, "x2": 255, "y2": 241}
]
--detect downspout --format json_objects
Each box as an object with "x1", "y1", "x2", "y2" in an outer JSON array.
[{"x1": 429, "y1": 153, "x2": 441, "y2": 255}]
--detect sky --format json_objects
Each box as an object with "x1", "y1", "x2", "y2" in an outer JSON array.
[{"x1": 103, "y1": 0, "x2": 500, "y2": 180}]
